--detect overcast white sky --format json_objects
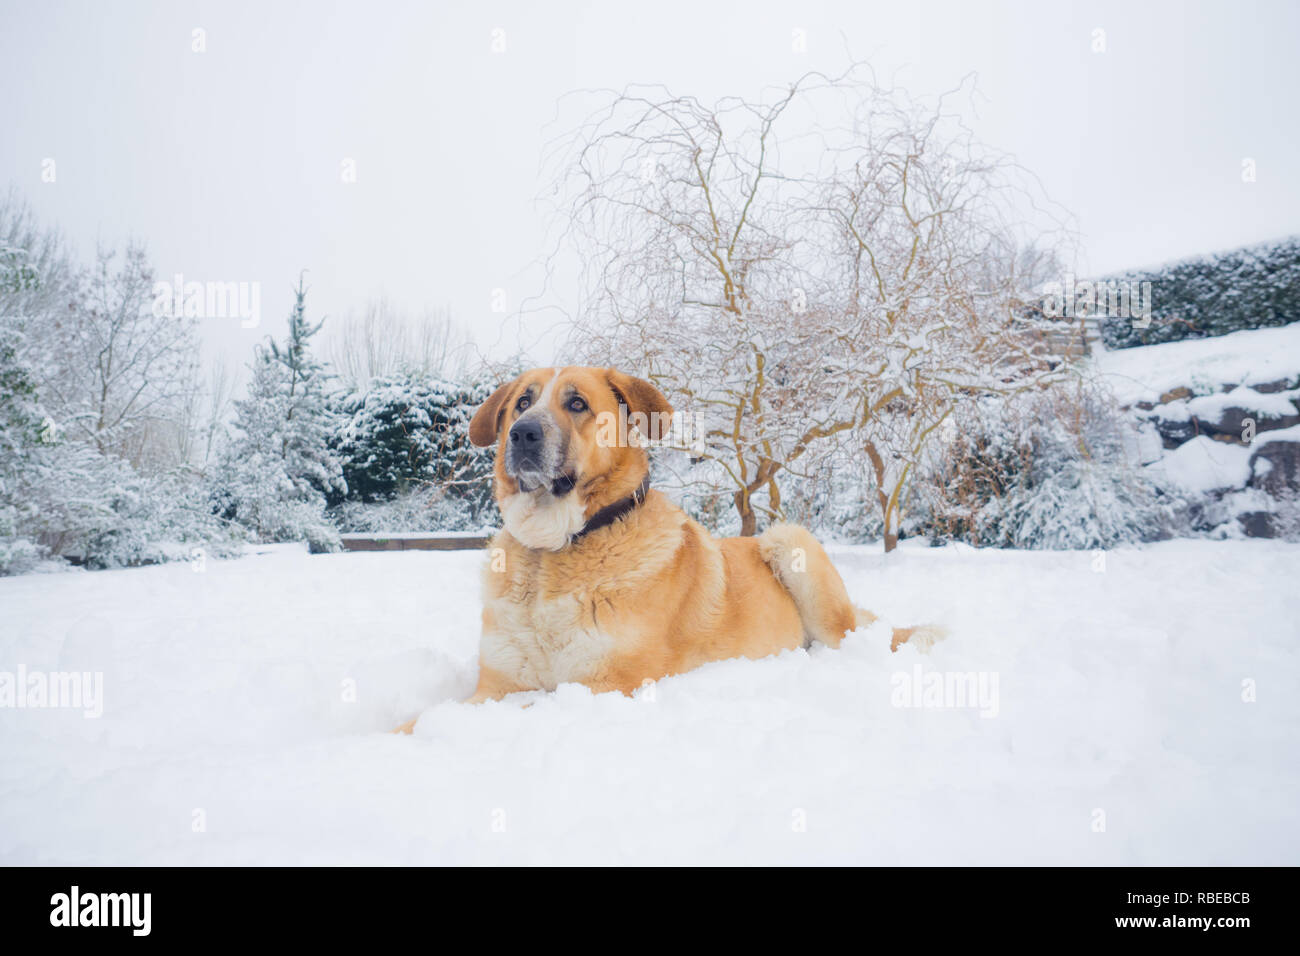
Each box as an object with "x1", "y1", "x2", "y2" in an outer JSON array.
[{"x1": 3, "y1": 0, "x2": 1298, "y2": 373}]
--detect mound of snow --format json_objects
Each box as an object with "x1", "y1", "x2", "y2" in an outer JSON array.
[{"x1": 1145, "y1": 435, "x2": 1252, "y2": 494}]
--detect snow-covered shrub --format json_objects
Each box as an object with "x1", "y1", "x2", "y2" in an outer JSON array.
[
  {"x1": 0, "y1": 519, "x2": 40, "y2": 574},
  {"x1": 328, "y1": 374, "x2": 493, "y2": 522},
  {"x1": 916, "y1": 385, "x2": 1186, "y2": 549},
  {"x1": 61, "y1": 463, "x2": 242, "y2": 570},
  {"x1": 1099, "y1": 236, "x2": 1300, "y2": 349},
  {"x1": 7, "y1": 436, "x2": 241, "y2": 571},
  {"x1": 330, "y1": 483, "x2": 493, "y2": 534}
]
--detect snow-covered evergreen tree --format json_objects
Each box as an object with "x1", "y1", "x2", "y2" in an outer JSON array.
[
  {"x1": 330, "y1": 375, "x2": 490, "y2": 499},
  {"x1": 0, "y1": 302, "x2": 45, "y2": 572},
  {"x1": 327, "y1": 373, "x2": 495, "y2": 531},
  {"x1": 210, "y1": 278, "x2": 345, "y2": 551}
]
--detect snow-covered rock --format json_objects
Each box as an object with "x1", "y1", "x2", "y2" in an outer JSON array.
[
  {"x1": 1249, "y1": 425, "x2": 1300, "y2": 496},
  {"x1": 1095, "y1": 323, "x2": 1300, "y2": 537},
  {"x1": 1186, "y1": 387, "x2": 1300, "y2": 442}
]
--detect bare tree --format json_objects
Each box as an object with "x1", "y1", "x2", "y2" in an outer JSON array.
[
  {"x1": 0, "y1": 188, "x2": 77, "y2": 329},
  {"x1": 35, "y1": 243, "x2": 200, "y2": 469},
  {"x1": 324, "y1": 296, "x2": 471, "y2": 388},
  {"x1": 197, "y1": 358, "x2": 236, "y2": 470},
  {"x1": 551, "y1": 73, "x2": 859, "y2": 535},
  {"x1": 170, "y1": 354, "x2": 237, "y2": 472},
  {"x1": 550, "y1": 64, "x2": 1072, "y2": 542},
  {"x1": 816, "y1": 98, "x2": 1071, "y2": 549}
]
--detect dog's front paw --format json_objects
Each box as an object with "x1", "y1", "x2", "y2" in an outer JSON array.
[
  {"x1": 393, "y1": 717, "x2": 418, "y2": 735},
  {"x1": 893, "y1": 624, "x2": 947, "y2": 654}
]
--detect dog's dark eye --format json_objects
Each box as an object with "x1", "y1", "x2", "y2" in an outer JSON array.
[
  {"x1": 516, "y1": 395, "x2": 531, "y2": 412},
  {"x1": 567, "y1": 396, "x2": 588, "y2": 413}
]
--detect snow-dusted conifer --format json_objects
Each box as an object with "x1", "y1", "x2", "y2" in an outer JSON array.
[{"x1": 211, "y1": 277, "x2": 344, "y2": 551}]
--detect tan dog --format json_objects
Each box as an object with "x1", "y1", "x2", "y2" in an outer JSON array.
[{"x1": 395, "y1": 366, "x2": 940, "y2": 732}]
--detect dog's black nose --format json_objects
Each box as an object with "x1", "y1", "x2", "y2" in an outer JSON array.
[{"x1": 509, "y1": 419, "x2": 543, "y2": 449}]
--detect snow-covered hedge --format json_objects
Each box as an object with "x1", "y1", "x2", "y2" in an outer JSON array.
[{"x1": 1099, "y1": 236, "x2": 1300, "y2": 349}]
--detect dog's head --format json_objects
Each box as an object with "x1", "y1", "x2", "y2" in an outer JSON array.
[{"x1": 469, "y1": 367, "x2": 673, "y2": 550}]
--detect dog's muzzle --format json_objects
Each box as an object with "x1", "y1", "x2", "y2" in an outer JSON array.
[{"x1": 506, "y1": 413, "x2": 564, "y2": 493}]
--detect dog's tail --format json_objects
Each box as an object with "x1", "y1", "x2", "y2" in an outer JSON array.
[{"x1": 757, "y1": 522, "x2": 946, "y2": 653}]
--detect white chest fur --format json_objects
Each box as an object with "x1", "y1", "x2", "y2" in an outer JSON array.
[
  {"x1": 480, "y1": 590, "x2": 615, "y2": 691},
  {"x1": 477, "y1": 502, "x2": 680, "y2": 693},
  {"x1": 498, "y1": 490, "x2": 586, "y2": 551}
]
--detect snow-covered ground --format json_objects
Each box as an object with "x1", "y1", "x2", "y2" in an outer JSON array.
[{"x1": 2, "y1": 540, "x2": 1297, "y2": 865}]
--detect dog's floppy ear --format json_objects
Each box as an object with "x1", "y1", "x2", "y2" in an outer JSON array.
[
  {"x1": 605, "y1": 369, "x2": 674, "y2": 442},
  {"x1": 468, "y1": 377, "x2": 520, "y2": 447}
]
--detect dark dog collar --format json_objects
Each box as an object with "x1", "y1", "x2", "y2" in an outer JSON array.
[{"x1": 569, "y1": 474, "x2": 651, "y2": 543}]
